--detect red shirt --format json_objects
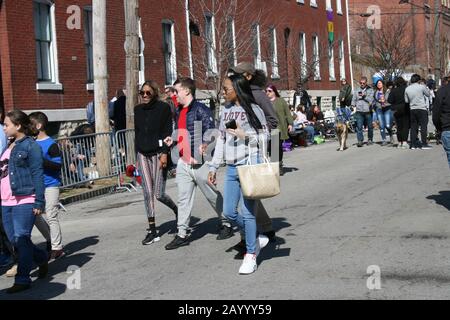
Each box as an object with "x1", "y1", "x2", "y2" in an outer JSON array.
[{"x1": 177, "y1": 107, "x2": 191, "y2": 161}]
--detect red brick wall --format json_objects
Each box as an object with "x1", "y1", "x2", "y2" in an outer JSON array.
[{"x1": 1, "y1": 0, "x2": 351, "y2": 115}]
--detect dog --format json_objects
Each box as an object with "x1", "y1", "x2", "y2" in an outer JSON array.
[{"x1": 336, "y1": 122, "x2": 349, "y2": 151}]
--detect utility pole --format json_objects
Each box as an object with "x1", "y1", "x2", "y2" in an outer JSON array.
[
  {"x1": 434, "y1": 0, "x2": 441, "y2": 83},
  {"x1": 93, "y1": 0, "x2": 111, "y2": 176},
  {"x1": 124, "y1": 0, "x2": 139, "y2": 129}
]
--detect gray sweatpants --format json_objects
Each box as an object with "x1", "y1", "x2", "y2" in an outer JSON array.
[
  {"x1": 176, "y1": 161, "x2": 274, "y2": 237},
  {"x1": 176, "y1": 161, "x2": 229, "y2": 237}
]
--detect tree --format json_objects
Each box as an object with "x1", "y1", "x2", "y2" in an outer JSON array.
[
  {"x1": 179, "y1": 0, "x2": 276, "y2": 119},
  {"x1": 352, "y1": 15, "x2": 416, "y2": 81}
]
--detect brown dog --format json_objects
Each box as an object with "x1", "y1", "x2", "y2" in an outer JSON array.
[{"x1": 336, "y1": 122, "x2": 348, "y2": 151}]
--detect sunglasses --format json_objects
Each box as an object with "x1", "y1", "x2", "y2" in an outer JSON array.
[{"x1": 139, "y1": 90, "x2": 153, "y2": 97}]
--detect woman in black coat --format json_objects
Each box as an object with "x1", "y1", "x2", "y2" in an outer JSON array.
[{"x1": 388, "y1": 77, "x2": 410, "y2": 149}]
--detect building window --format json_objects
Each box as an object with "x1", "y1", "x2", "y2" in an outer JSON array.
[
  {"x1": 83, "y1": 7, "x2": 93, "y2": 84},
  {"x1": 162, "y1": 21, "x2": 177, "y2": 86},
  {"x1": 326, "y1": 0, "x2": 332, "y2": 10},
  {"x1": 312, "y1": 35, "x2": 321, "y2": 80},
  {"x1": 33, "y1": 0, "x2": 61, "y2": 89},
  {"x1": 336, "y1": 0, "x2": 343, "y2": 14},
  {"x1": 339, "y1": 40, "x2": 346, "y2": 80},
  {"x1": 226, "y1": 17, "x2": 237, "y2": 67},
  {"x1": 269, "y1": 27, "x2": 280, "y2": 79},
  {"x1": 252, "y1": 24, "x2": 265, "y2": 72},
  {"x1": 328, "y1": 42, "x2": 336, "y2": 81},
  {"x1": 138, "y1": 18, "x2": 145, "y2": 86},
  {"x1": 299, "y1": 33, "x2": 307, "y2": 79},
  {"x1": 310, "y1": 0, "x2": 318, "y2": 8},
  {"x1": 205, "y1": 14, "x2": 217, "y2": 75}
]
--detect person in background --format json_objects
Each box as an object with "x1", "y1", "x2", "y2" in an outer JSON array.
[
  {"x1": 373, "y1": 80, "x2": 394, "y2": 145},
  {"x1": 112, "y1": 89, "x2": 127, "y2": 132},
  {"x1": 405, "y1": 74, "x2": 432, "y2": 150},
  {"x1": 433, "y1": 76, "x2": 450, "y2": 168},
  {"x1": 351, "y1": 76, "x2": 375, "y2": 147},
  {"x1": 29, "y1": 112, "x2": 65, "y2": 261},
  {"x1": 1, "y1": 110, "x2": 48, "y2": 294},
  {"x1": 388, "y1": 77, "x2": 410, "y2": 149},
  {"x1": 265, "y1": 84, "x2": 293, "y2": 173}
]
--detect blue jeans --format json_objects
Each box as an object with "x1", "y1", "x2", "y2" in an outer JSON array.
[
  {"x1": 303, "y1": 125, "x2": 315, "y2": 143},
  {"x1": 376, "y1": 108, "x2": 393, "y2": 141},
  {"x1": 355, "y1": 112, "x2": 374, "y2": 143},
  {"x1": 2, "y1": 204, "x2": 48, "y2": 285},
  {"x1": 442, "y1": 131, "x2": 450, "y2": 169},
  {"x1": 223, "y1": 165, "x2": 257, "y2": 254}
]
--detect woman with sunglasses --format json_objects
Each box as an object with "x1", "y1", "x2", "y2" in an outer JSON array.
[
  {"x1": 208, "y1": 74, "x2": 269, "y2": 275},
  {"x1": 134, "y1": 81, "x2": 177, "y2": 246},
  {"x1": 265, "y1": 84, "x2": 293, "y2": 172}
]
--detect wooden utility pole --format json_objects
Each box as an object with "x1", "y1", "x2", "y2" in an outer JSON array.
[
  {"x1": 124, "y1": 0, "x2": 139, "y2": 129},
  {"x1": 93, "y1": 0, "x2": 111, "y2": 176}
]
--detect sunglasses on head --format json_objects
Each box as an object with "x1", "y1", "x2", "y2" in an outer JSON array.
[{"x1": 139, "y1": 90, "x2": 152, "y2": 97}]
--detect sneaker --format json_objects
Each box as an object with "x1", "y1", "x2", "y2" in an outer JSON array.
[
  {"x1": 165, "y1": 235, "x2": 189, "y2": 250},
  {"x1": 216, "y1": 225, "x2": 233, "y2": 240},
  {"x1": 38, "y1": 261, "x2": 48, "y2": 279},
  {"x1": 367, "y1": 141, "x2": 374, "y2": 146},
  {"x1": 421, "y1": 144, "x2": 433, "y2": 150},
  {"x1": 357, "y1": 142, "x2": 363, "y2": 148},
  {"x1": 255, "y1": 235, "x2": 269, "y2": 257},
  {"x1": 262, "y1": 230, "x2": 276, "y2": 243},
  {"x1": 142, "y1": 230, "x2": 161, "y2": 245},
  {"x1": 6, "y1": 283, "x2": 31, "y2": 294},
  {"x1": 381, "y1": 141, "x2": 388, "y2": 146},
  {"x1": 6, "y1": 264, "x2": 17, "y2": 277},
  {"x1": 239, "y1": 254, "x2": 257, "y2": 275},
  {"x1": 410, "y1": 145, "x2": 417, "y2": 150},
  {"x1": 49, "y1": 250, "x2": 65, "y2": 261}
]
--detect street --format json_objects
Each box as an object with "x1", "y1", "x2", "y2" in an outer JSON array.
[{"x1": 1, "y1": 134, "x2": 450, "y2": 300}]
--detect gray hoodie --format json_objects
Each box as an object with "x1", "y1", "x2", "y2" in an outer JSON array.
[
  {"x1": 351, "y1": 86, "x2": 375, "y2": 113},
  {"x1": 209, "y1": 103, "x2": 268, "y2": 172},
  {"x1": 405, "y1": 83, "x2": 430, "y2": 111}
]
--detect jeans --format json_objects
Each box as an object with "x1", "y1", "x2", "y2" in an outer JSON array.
[
  {"x1": 223, "y1": 165, "x2": 257, "y2": 254},
  {"x1": 441, "y1": 131, "x2": 450, "y2": 168},
  {"x1": 355, "y1": 112, "x2": 374, "y2": 142},
  {"x1": 410, "y1": 109, "x2": 429, "y2": 147},
  {"x1": 376, "y1": 108, "x2": 393, "y2": 141},
  {"x1": 303, "y1": 125, "x2": 315, "y2": 143},
  {"x1": 2, "y1": 204, "x2": 48, "y2": 285}
]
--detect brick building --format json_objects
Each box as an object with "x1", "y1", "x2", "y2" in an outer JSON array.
[
  {"x1": 349, "y1": 0, "x2": 450, "y2": 84},
  {"x1": 0, "y1": 0, "x2": 352, "y2": 124}
]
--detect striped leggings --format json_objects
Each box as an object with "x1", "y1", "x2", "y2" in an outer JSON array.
[{"x1": 137, "y1": 153, "x2": 177, "y2": 219}]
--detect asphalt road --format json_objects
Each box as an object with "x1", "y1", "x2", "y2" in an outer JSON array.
[{"x1": 1, "y1": 133, "x2": 450, "y2": 300}]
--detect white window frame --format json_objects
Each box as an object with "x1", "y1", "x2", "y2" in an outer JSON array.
[
  {"x1": 310, "y1": 0, "x2": 318, "y2": 8},
  {"x1": 336, "y1": 0, "x2": 343, "y2": 15},
  {"x1": 328, "y1": 42, "x2": 336, "y2": 81},
  {"x1": 253, "y1": 24, "x2": 264, "y2": 71},
  {"x1": 299, "y1": 33, "x2": 307, "y2": 79},
  {"x1": 326, "y1": 0, "x2": 332, "y2": 11},
  {"x1": 83, "y1": 6, "x2": 93, "y2": 90},
  {"x1": 270, "y1": 27, "x2": 280, "y2": 79},
  {"x1": 34, "y1": 0, "x2": 62, "y2": 91},
  {"x1": 313, "y1": 35, "x2": 321, "y2": 80},
  {"x1": 162, "y1": 20, "x2": 177, "y2": 86},
  {"x1": 339, "y1": 39, "x2": 346, "y2": 80},
  {"x1": 229, "y1": 18, "x2": 237, "y2": 66},
  {"x1": 205, "y1": 14, "x2": 218, "y2": 76},
  {"x1": 138, "y1": 18, "x2": 145, "y2": 86}
]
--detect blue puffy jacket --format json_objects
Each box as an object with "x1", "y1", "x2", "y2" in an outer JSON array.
[
  {"x1": 174, "y1": 100, "x2": 215, "y2": 161},
  {"x1": 8, "y1": 136, "x2": 45, "y2": 211}
]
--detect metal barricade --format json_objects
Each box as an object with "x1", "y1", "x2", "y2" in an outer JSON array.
[
  {"x1": 57, "y1": 132, "x2": 119, "y2": 189},
  {"x1": 114, "y1": 129, "x2": 137, "y2": 192}
]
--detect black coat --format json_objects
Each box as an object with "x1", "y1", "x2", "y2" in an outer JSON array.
[
  {"x1": 388, "y1": 85, "x2": 409, "y2": 117},
  {"x1": 433, "y1": 84, "x2": 450, "y2": 132}
]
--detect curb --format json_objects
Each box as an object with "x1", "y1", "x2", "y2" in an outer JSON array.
[{"x1": 60, "y1": 185, "x2": 118, "y2": 206}]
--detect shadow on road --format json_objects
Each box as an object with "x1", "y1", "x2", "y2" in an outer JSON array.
[
  {"x1": 427, "y1": 191, "x2": 450, "y2": 211},
  {"x1": 282, "y1": 167, "x2": 299, "y2": 175},
  {"x1": 0, "y1": 236, "x2": 99, "y2": 300}
]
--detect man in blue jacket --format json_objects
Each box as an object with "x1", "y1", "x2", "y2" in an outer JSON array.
[{"x1": 165, "y1": 77, "x2": 232, "y2": 250}]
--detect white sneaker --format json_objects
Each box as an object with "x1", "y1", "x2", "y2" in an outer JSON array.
[
  {"x1": 239, "y1": 254, "x2": 257, "y2": 275},
  {"x1": 255, "y1": 235, "x2": 269, "y2": 257},
  {"x1": 6, "y1": 264, "x2": 17, "y2": 277}
]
